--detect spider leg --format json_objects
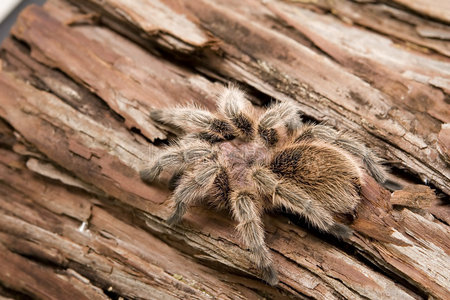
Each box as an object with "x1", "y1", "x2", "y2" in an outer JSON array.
[
  {"x1": 151, "y1": 107, "x2": 236, "y2": 142},
  {"x1": 209, "y1": 167, "x2": 231, "y2": 210},
  {"x1": 230, "y1": 190, "x2": 278, "y2": 285},
  {"x1": 252, "y1": 167, "x2": 351, "y2": 238},
  {"x1": 166, "y1": 163, "x2": 220, "y2": 225},
  {"x1": 167, "y1": 170, "x2": 184, "y2": 191},
  {"x1": 257, "y1": 101, "x2": 302, "y2": 146},
  {"x1": 140, "y1": 141, "x2": 214, "y2": 183},
  {"x1": 217, "y1": 86, "x2": 255, "y2": 140},
  {"x1": 295, "y1": 124, "x2": 387, "y2": 184}
]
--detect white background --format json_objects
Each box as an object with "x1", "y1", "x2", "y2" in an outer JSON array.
[
  {"x1": 0, "y1": 0, "x2": 45, "y2": 42},
  {"x1": 0, "y1": 0, "x2": 22, "y2": 23}
]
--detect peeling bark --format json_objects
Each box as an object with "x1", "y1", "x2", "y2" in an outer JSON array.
[{"x1": 0, "y1": 0, "x2": 448, "y2": 299}]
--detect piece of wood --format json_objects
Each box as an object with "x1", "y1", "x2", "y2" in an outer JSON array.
[{"x1": 0, "y1": 0, "x2": 448, "y2": 299}]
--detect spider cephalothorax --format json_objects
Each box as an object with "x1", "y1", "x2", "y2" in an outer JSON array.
[{"x1": 140, "y1": 86, "x2": 387, "y2": 285}]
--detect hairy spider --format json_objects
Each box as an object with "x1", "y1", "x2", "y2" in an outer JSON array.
[{"x1": 140, "y1": 86, "x2": 387, "y2": 285}]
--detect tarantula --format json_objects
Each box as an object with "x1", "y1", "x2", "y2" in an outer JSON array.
[{"x1": 140, "y1": 86, "x2": 387, "y2": 285}]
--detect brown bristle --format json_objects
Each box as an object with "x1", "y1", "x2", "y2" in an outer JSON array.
[
  {"x1": 233, "y1": 113, "x2": 254, "y2": 138},
  {"x1": 141, "y1": 86, "x2": 389, "y2": 286},
  {"x1": 210, "y1": 119, "x2": 236, "y2": 140},
  {"x1": 258, "y1": 125, "x2": 279, "y2": 146},
  {"x1": 211, "y1": 167, "x2": 231, "y2": 209},
  {"x1": 197, "y1": 132, "x2": 225, "y2": 143},
  {"x1": 270, "y1": 146, "x2": 302, "y2": 176}
]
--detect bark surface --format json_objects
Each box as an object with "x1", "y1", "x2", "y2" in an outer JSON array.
[{"x1": 0, "y1": 0, "x2": 449, "y2": 299}]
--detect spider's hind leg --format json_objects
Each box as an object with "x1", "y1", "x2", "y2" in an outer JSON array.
[
  {"x1": 328, "y1": 223, "x2": 354, "y2": 239},
  {"x1": 168, "y1": 170, "x2": 184, "y2": 191}
]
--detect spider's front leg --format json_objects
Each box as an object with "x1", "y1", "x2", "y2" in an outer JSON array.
[
  {"x1": 257, "y1": 101, "x2": 302, "y2": 147},
  {"x1": 150, "y1": 107, "x2": 236, "y2": 142},
  {"x1": 230, "y1": 190, "x2": 278, "y2": 286},
  {"x1": 166, "y1": 163, "x2": 221, "y2": 225},
  {"x1": 140, "y1": 141, "x2": 214, "y2": 183},
  {"x1": 217, "y1": 86, "x2": 256, "y2": 140}
]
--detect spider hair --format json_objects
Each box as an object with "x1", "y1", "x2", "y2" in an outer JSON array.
[
  {"x1": 141, "y1": 86, "x2": 390, "y2": 286},
  {"x1": 217, "y1": 85, "x2": 255, "y2": 139},
  {"x1": 295, "y1": 124, "x2": 387, "y2": 183}
]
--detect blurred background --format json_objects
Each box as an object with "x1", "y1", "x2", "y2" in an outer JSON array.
[{"x1": 0, "y1": 0, "x2": 45, "y2": 42}]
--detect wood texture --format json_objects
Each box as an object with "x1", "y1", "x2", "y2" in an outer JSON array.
[{"x1": 0, "y1": 0, "x2": 448, "y2": 299}]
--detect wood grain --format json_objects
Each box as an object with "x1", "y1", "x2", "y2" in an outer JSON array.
[{"x1": 0, "y1": 0, "x2": 448, "y2": 299}]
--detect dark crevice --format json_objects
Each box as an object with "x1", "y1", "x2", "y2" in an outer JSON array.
[
  {"x1": 389, "y1": 166, "x2": 425, "y2": 185},
  {"x1": 8, "y1": 35, "x2": 32, "y2": 52},
  {"x1": 0, "y1": 282, "x2": 33, "y2": 300},
  {"x1": 130, "y1": 127, "x2": 153, "y2": 144},
  {"x1": 4, "y1": 246, "x2": 64, "y2": 270},
  {"x1": 377, "y1": 0, "x2": 450, "y2": 26},
  {"x1": 353, "y1": 251, "x2": 428, "y2": 300},
  {"x1": 62, "y1": 261, "x2": 118, "y2": 300},
  {"x1": 102, "y1": 288, "x2": 123, "y2": 300},
  {"x1": 360, "y1": 129, "x2": 443, "y2": 190},
  {"x1": 245, "y1": 281, "x2": 312, "y2": 300},
  {"x1": 432, "y1": 208, "x2": 450, "y2": 226},
  {"x1": 0, "y1": 117, "x2": 17, "y2": 150},
  {"x1": 427, "y1": 183, "x2": 449, "y2": 203},
  {"x1": 151, "y1": 136, "x2": 171, "y2": 146}
]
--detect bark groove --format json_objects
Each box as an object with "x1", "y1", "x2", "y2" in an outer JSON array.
[{"x1": 0, "y1": 0, "x2": 448, "y2": 299}]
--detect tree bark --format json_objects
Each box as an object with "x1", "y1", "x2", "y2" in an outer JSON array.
[{"x1": 0, "y1": 0, "x2": 448, "y2": 299}]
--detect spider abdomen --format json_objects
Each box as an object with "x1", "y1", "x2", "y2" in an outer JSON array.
[{"x1": 270, "y1": 141, "x2": 363, "y2": 213}]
